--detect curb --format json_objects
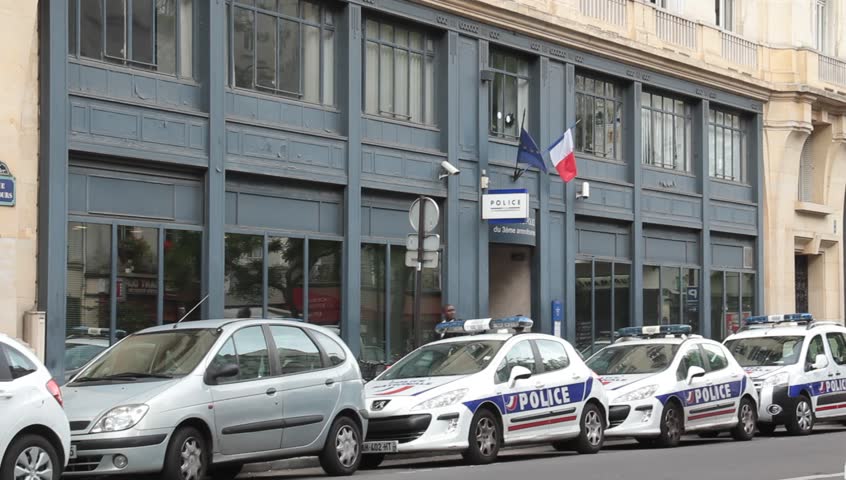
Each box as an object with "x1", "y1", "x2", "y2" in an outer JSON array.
[{"x1": 240, "y1": 452, "x2": 454, "y2": 475}]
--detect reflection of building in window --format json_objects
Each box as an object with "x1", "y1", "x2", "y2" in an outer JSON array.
[
  {"x1": 575, "y1": 74, "x2": 623, "y2": 161},
  {"x1": 489, "y1": 47, "x2": 530, "y2": 139},
  {"x1": 641, "y1": 91, "x2": 692, "y2": 172}
]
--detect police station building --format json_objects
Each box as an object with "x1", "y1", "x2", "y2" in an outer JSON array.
[{"x1": 37, "y1": 0, "x2": 763, "y2": 377}]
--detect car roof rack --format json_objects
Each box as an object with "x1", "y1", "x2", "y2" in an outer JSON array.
[
  {"x1": 615, "y1": 324, "x2": 694, "y2": 340},
  {"x1": 807, "y1": 320, "x2": 842, "y2": 330},
  {"x1": 434, "y1": 316, "x2": 534, "y2": 336},
  {"x1": 737, "y1": 313, "x2": 813, "y2": 332}
]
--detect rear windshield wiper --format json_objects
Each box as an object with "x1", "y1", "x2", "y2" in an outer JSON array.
[{"x1": 73, "y1": 372, "x2": 173, "y2": 382}]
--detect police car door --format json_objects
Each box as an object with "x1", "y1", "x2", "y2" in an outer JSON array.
[
  {"x1": 673, "y1": 345, "x2": 709, "y2": 429},
  {"x1": 494, "y1": 339, "x2": 548, "y2": 442},
  {"x1": 696, "y1": 343, "x2": 743, "y2": 425},
  {"x1": 821, "y1": 331, "x2": 846, "y2": 417},
  {"x1": 532, "y1": 339, "x2": 584, "y2": 438},
  {"x1": 807, "y1": 333, "x2": 839, "y2": 418}
]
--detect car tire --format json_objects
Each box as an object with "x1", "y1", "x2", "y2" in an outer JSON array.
[
  {"x1": 697, "y1": 431, "x2": 720, "y2": 439},
  {"x1": 655, "y1": 402, "x2": 683, "y2": 448},
  {"x1": 162, "y1": 426, "x2": 208, "y2": 480},
  {"x1": 319, "y1": 416, "x2": 362, "y2": 476},
  {"x1": 785, "y1": 395, "x2": 814, "y2": 436},
  {"x1": 731, "y1": 397, "x2": 757, "y2": 441},
  {"x1": 463, "y1": 409, "x2": 500, "y2": 465},
  {"x1": 571, "y1": 403, "x2": 605, "y2": 454},
  {"x1": 757, "y1": 422, "x2": 777, "y2": 435},
  {"x1": 1, "y1": 434, "x2": 61, "y2": 480},
  {"x1": 359, "y1": 454, "x2": 385, "y2": 470},
  {"x1": 210, "y1": 463, "x2": 243, "y2": 480}
]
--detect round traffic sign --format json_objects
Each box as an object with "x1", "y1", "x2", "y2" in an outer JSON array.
[{"x1": 409, "y1": 197, "x2": 440, "y2": 233}]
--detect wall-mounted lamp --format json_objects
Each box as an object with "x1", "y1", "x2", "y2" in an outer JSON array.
[
  {"x1": 480, "y1": 169, "x2": 490, "y2": 190},
  {"x1": 576, "y1": 181, "x2": 590, "y2": 200},
  {"x1": 480, "y1": 69, "x2": 495, "y2": 83}
]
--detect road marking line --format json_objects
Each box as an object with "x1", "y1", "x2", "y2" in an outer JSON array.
[{"x1": 777, "y1": 474, "x2": 841, "y2": 480}]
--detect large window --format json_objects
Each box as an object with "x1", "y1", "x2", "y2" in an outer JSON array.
[
  {"x1": 641, "y1": 91, "x2": 692, "y2": 172},
  {"x1": 814, "y1": 0, "x2": 828, "y2": 53},
  {"x1": 715, "y1": 0, "x2": 735, "y2": 31},
  {"x1": 489, "y1": 47, "x2": 530, "y2": 139},
  {"x1": 575, "y1": 260, "x2": 631, "y2": 357},
  {"x1": 711, "y1": 270, "x2": 755, "y2": 340},
  {"x1": 227, "y1": 0, "x2": 336, "y2": 105},
  {"x1": 364, "y1": 18, "x2": 436, "y2": 125},
  {"x1": 224, "y1": 233, "x2": 342, "y2": 333},
  {"x1": 643, "y1": 265, "x2": 699, "y2": 331},
  {"x1": 709, "y1": 109, "x2": 746, "y2": 183},
  {"x1": 69, "y1": 0, "x2": 195, "y2": 78},
  {"x1": 575, "y1": 74, "x2": 623, "y2": 161}
]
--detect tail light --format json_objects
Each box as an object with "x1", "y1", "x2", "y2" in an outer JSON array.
[{"x1": 46, "y1": 379, "x2": 63, "y2": 407}]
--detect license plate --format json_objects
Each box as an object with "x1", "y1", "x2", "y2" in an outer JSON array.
[
  {"x1": 362, "y1": 441, "x2": 398, "y2": 454},
  {"x1": 69, "y1": 445, "x2": 77, "y2": 460}
]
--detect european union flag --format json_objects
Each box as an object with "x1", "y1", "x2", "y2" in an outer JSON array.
[{"x1": 516, "y1": 128, "x2": 548, "y2": 173}]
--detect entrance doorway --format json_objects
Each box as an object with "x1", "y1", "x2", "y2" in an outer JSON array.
[
  {"x1": 489, "y1": 245, "x2": 533, "y2": 319},
  {"x1": 710, "y1": 270, "x2": 755, "y2": 340},
  {"x1": 795, "y1": 255, "x2": 809, "y2": 314}
]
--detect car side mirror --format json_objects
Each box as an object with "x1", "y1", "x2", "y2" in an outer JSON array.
[
  {"x1": 509, "y1": 366, "x2": 532, "y2": 387},
  {"x1": 686, "y1": 366, "x2": 706, "y2": 385},
  {"x1": 207, "y1": 363, "x2": 239, "y2": 384},
  {"x1": 812, "y1": 354, "x2": 829, "y2": 370}
]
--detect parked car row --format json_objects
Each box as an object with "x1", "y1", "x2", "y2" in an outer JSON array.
[{"x1": 2, "y1": 312, "x2": 845, "y2": 480}]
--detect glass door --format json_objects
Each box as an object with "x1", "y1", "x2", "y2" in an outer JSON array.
[
  {"x1": 710, "y1": 270, "x2": 755, "y2": 340},
  {"x1": 575, "y1": 258, "x2": 632, "y2": 357}
]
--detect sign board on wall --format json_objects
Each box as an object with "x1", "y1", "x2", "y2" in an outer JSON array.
[
  {"x1": 489, "y1": 215, "x2": 536, "y2": 246},
  {"x1": 0, "y1": 161, "x2": 14, "y2": 207},
  {"x1": 482, "y1": 189, "x2": 529, "y2": 221}
]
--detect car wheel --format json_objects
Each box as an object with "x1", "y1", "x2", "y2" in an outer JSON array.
[
  {"x1": 359, "y1": 454, "x2": 385, "y2": 470},
  {"x1": 463, "y1": 409, "x2": 500, "y2": 465},
  {"x1": 731, "y1": 398, "x2": 757, "y2": 441},
  {"x1": 655, "y1": 402, "x2": 683, "y2": 448},
  {"x1": 210, "y1": 463, "x2": 243, "y2": 480},
  {"x1": 571, "y1": 404, "x2": 605, "y2": 454},
  {"x1": 162, "y1": 426, "x2": 207, "y2": 480},
  {"x1": 319, "y1": 416, "x2": 361, "y2": 476},
  {"x1": 0, "y1": 434, "x2": 60, "y2": 480},
  {"x1": 757, "y1": 422, "x2": 777, "y2": 435},
  {"x1": 785, "y1": 395, "x2": 814, "y2": 436},
  {"x1": 697, "y1": 431, "x2": 720, "y2": 439}
]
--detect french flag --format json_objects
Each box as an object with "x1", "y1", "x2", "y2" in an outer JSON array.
[{"x1": 548, "y1": 128, "x2": 577, "y2": 182}]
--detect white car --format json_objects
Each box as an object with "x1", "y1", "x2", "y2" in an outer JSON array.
[
  {"x1": 0, "y1": 334, "x2": 71, "y2": 480},
  {"x1": 724, "y1": 313, "x2": 846, "y2": 435},
  {"x1": 586, "y1": 325, "x2": 758, "y2": 447},
  {"x1": 360, "y1": 317, "x2": 609, "y2": 469}
]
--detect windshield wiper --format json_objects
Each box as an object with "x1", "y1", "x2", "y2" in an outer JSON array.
[{"x1": 73, "y1": 372, "x2": 173, "y2": 382}]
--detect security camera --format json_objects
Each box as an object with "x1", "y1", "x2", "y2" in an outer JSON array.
[
  {"x1": 577, "y1": 181, "x2": 590, "y2": 200},
  {"x1": 439, "y1": 161, "x2": 460, "y2": 180}
]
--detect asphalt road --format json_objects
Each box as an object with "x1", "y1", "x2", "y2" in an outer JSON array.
[{"x1": 253, "y1": 426, "x2": 846, "y2": 480}]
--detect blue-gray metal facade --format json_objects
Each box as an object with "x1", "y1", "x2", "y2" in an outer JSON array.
[{"x1": 39, "y1": 0, "x2": 764, "y2": 378}]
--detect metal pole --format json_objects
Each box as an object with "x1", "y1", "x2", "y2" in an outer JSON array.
[{"x1": 413, "y1": 195, "x2": 426, "y2": 349}]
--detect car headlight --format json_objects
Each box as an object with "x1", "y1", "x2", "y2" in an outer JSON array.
[
  {"x1": 412, "y1": 389, "x2": 469, "y2": 411},
  {"x1": 90, "y1": 405, "x2": 150, "y2": 433},
  {"x1": 613, "y1": 385, "x2": 659, "y2": 403},
  {"x1": 763, "y1": 372, "x2": 789, "y2": 387}
]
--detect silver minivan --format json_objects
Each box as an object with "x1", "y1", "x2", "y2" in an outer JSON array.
[{"x1": 61, "y1": 319, "x2": 367, "y2": 479}]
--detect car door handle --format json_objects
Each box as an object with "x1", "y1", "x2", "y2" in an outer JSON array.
[
  {"x1": 325, "y1": 379, "x2": 335, "y2": 386},
  {"x1": 535, "y1": 383, "x2": 545, "y2": 389},
  {"x1": 0, "y1": 391, "x2": 11, "y2": 399},
  {"x1": 266, "y1": 388, "x2": 277, "y2": 396}
]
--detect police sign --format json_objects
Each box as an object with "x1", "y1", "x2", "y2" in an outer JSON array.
[
  {"x1": 482, "y1": 188, "x2": 529, "y2": 221},
  {"x1": 0, "y1": 176, "x2": 14, "y2": 207}
]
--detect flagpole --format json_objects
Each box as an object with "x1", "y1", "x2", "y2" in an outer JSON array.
[{"x1": 512, "y1": 109, "x2": 528, "y2": 181}]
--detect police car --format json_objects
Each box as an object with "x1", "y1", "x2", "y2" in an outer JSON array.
[
  {"x1": 360, "y1": 317, "x2": 609, "y2": 468},
  {"x1": 724, "y1": 313, "x2": 846, "y2": 435},
  {"x1": 585, "y1": 325, "x2": 758, "y2": 447}
]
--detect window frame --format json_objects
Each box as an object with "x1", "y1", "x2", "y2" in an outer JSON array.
[
  {"x1": 362, "y1": 15, "x2": 438, "y2": 126},
  {"x1": 700, "y1": 343, "x2": 729, "y2": 372},
  {"x1": 805, "y1": 334, "x2": 826, "y2": 371},
  {"x1": 533, "y1": 339, "x2": 571, "y2": 373},
  {"x1": 814, "y1": 0, "x2": 828, "y2": 53},
  {"x1": 641, "y1": 90, "x2": 693, "y2": 173},
  {"x1": 488, "y1": 46, "x2": 532, "y2": 140},
  {"x1": 708, "y1": 107, "x2": 748, "y2": 184},
  {"x1": 495, "y1": 339, "x2": 540, "y2": 384},
  {"x1": 715, "y1": 0, "x2": 736, "y2": 32},
  {"x1": 826, "y1": 332, "x2": 846, "y2": 366},
  {"x1": 676, "y1": 346, "x2": 706, "y2": 381},
  {"x1": 266, "y1": 324, "x2": 331, "y2": 375},
  {"x1": 575, "y1": 72, "x2": 624, "y2": 162},
  {"x1": 0, "y1": 346, "x2": 11, "y2": 382},
  {"x1": 226, "y1": 0, "x2": 337, "y2": 105},
  {"x1": 312, "y1": 330, "x2": 347, "y2": 366},
  {"x1": 213, "y1": 325, "x2": 275, "y2": 384},
  {"x1": 69, "y1": 0, "x2": 196, "y2": 79}
]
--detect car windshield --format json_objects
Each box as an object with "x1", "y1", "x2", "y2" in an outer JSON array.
[
  {"x1": 64, "y1": 342, "x2": 108, "y2": 371},
  {"x1": 380, "y1": 340, "x2": 505, "y2": 380},
  {"x1": 587, "y1": 343, "x2": 679, "y2": 375},
  {"x1": 72, "y1": 329, "x2": 219, "y2": 383},
  {"x1": 724, "y1": 336, "x2": 805, "y2": 367}
]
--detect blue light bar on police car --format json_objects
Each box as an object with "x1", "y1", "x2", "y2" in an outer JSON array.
[
  {"x1": 617, "y1": 324, "x2": 692, "y2": 338},
  {"x1": 434, "y1": 316, "x2": 534, "y2": 334},
  {"x1": 744, "y1": 313, "x2": 813, "y2": 325}
]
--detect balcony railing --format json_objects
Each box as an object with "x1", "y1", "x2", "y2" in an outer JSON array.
[
  {"x1": 655, "y1": 10, "x2": 697, "y2": 50},
  {"x1": 579, "y1": 0, "x2": 626, "y2": 26},
  {"x1": 819, "y1": 54, "x2": 846, "y2": 86},
  {"x1": 721, "y1": 31, "x2": 757, "y2": 69}
]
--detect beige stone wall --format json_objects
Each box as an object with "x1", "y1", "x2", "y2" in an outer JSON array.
[{"x1": 0, "y1": 0, "x2": 39, "y2": 338}]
